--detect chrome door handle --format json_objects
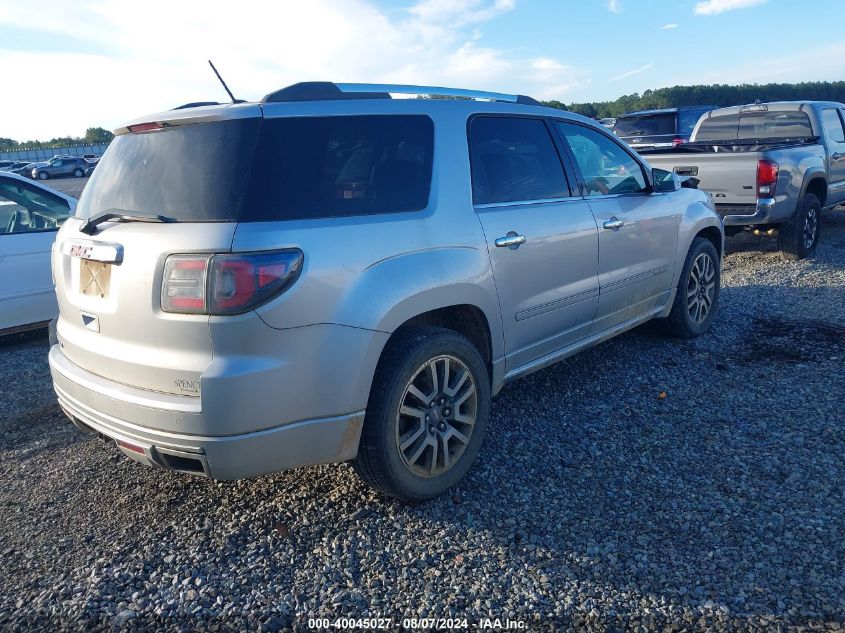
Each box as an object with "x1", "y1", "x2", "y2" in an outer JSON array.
[
  {"x1": 495, "y1": 233, "x2": 527, "y2": 248},
  {"x1": 603, "y1": 217, "x2": 624, "y2": 230}
]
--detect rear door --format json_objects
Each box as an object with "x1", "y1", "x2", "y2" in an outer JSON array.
[
  {"x1": 54, "y1": 109, "x2": 262, "y2": 396},
  {"x1": 554, "y1": 121, "x2": 679, "y2": 333},
  {"x1": 820, "y1": 107, "x2": 845, "y2": 205},
  {"x1": 469, "y1": 116, "x2": 599, "y2": 371}
]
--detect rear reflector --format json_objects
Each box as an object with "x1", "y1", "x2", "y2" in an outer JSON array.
[
  {"x1": 117, "y1": 440, "x2": 145, "y2": 455},
  {"x1": 161, "y1": 250, "x2": 303, "y2": 315}
]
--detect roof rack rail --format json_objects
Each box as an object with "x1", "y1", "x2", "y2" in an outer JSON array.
[
  {"x1": 172, "y1": 101, "x2": 222, "y2": 110},
  {"x1": 261, "y1": 82, "x2": 542, "y2": 106}
]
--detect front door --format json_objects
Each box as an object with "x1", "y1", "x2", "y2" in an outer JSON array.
[
  {"x1": 469, "y1": 116, "x2": 599, "y2": 371},
  {"x1": 553, "y1": 121, "x2": 679, "y2": 334}
]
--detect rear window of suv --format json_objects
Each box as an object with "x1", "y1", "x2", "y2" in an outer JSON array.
[
  {"x1": 76, "y1": 118, "x2": 261, "y2": 222},
  {"x1": 613, "y1": 113, "x2": 675, "y2": 137},
  {"x1": 242, "y1": 115, "x2": 433, "y2": 221},
  {"x1": 77, "y1": 115, "x2": 434, "y2": 223}
]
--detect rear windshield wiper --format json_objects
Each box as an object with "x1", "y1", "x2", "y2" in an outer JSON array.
[{"x1": 80, "y1": 210, "x2": 176, "y2": 235}]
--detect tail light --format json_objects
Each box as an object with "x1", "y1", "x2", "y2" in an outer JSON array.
[
  {"x1": 756, "y1": 160, "x2": 778, "y2": 198},
  {"x1": 672, "y1": 136, "x2": 684, "y2": 147},
  {"x1": 161, "y1": 250, "x2": 303, "y2": 315}
]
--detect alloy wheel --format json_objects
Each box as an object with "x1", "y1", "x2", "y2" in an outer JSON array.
[
  {"x1": 395, "y1": 355, "x2": 477, "y2": 478},
  {"x1": 803, "y1": 207, "x2": 818, "y2": 250},
  {"x1": 686, "y1": 252, "x2": 716, "y2": 325}
]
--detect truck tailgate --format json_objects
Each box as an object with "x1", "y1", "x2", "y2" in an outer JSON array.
[{"x1": 645, "y1": 151, "x2": 759, "y2": 206}]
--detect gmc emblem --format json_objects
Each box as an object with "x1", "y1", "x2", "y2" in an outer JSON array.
[{"x1": 69, "y1": 244, "x2": 93, "y2": 258}]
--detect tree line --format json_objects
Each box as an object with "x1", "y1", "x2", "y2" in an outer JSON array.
[
  {"x1": 0, "y1": 127, "x2": 114, "y2": 151},
  {"x1": 543, "y1": 81, "x2": 845, "y2": 118}
]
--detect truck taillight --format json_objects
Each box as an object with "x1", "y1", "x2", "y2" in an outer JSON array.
[
  {"x1": 672, "y1": 136, "x2": 684, "y2": 147},
  {"x1": 161, "y1": 250, "x2": 303, "y2": 315},
  {"x1": 756, "y1": 160, "x2": 778, "y2": 198}
]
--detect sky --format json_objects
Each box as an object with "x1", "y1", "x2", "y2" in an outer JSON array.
[{"x1": 1, "y1": 0, "x2": 844, "y2": 140}]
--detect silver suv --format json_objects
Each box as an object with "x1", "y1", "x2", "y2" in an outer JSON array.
[{"x1": 50, "y1": 82, "x2": 723, "y2": 501}]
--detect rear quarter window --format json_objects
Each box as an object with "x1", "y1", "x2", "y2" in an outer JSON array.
[{"x1": 242, "y1": 115, "x2": 434, "y2": 221}]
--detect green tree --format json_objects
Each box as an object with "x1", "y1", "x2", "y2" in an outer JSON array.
[{"x1": 84, "y1": 127, "x2": 114, "y2": 144}]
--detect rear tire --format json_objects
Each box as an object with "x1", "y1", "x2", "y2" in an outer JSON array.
[
  {"x1": 73, "y1": 168, "x2": 84, "y2": 178},
  {"x1": 661, "y1": 237, "x2": 720, "y2": 338},
  {"x1": 352, "y1": 326, "x2": 490, "y2": 502},
  {"x1": 778, "y1": 194, "x2": 821, "y2": 260},
  {"x1": 37, "y1": 171, "x2": 49, "y2": 180}
]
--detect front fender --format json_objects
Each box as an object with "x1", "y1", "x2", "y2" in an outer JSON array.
[{"x1": 673, "y1": 191, "x2": 724, "y2": 288}]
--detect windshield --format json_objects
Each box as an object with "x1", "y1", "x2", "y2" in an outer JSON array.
[
  {"x1": 613, "y1": 113, "x2": 675, "y2": 137},
  {"x1": 695, "y1": 111, "x2": 814, "y2": 141},
  {"x1": 76, "y1": 119, "x2": 260, "y2": 221}
]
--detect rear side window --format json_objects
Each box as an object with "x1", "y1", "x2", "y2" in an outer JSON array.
[
  {"x1": 613, "y1": 113, "x2": 675, "y2": 137},
  {"x1": 242, "y1": 115, "x2": 433, "y2": 221},
  {"x1": 820, "y1": 108, "x2": 845, "y2": 143},
  {"x1": 469, "y1": 117, "x2": 569, "y2": 205},
  {"x1": 696, "y1": 111, "x2": 814, "y2": 141}
]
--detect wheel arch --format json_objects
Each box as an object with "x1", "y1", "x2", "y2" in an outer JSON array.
[{"x1": 800, "y1": 173, "x2": 828, "y2": 208}]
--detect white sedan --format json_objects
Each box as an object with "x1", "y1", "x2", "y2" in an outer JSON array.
[{"x1": 0, "y1": 171, "x2": 76, "y2": 334}]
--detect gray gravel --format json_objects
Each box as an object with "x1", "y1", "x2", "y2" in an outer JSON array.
[{"x1": 1, "y1": 210, "x2": 844, "y2": 631}]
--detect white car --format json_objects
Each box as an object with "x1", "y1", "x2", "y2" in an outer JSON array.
[{"x1": 0, "y1": 171, "x2": 76, "y2": 334}]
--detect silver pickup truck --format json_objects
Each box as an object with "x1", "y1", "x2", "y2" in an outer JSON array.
[{"x1": 644, "y1": 101, "x2": 845, "y2": 259}]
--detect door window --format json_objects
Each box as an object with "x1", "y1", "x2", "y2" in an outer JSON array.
[
  {"x1": 0, "y1": 179, "x2": 71, "y2": 234},
  {"x1": 555, "y1": 122, "x2": 648, "y2": 196},
  {"x1": 821, "y1": 108, "x2": 845, "y2": 143},
  {"x1": 469, "y1": 117, "x2": 569, "y2": 205}
]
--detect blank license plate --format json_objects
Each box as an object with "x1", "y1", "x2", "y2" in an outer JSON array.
[{"x1": 80, "y1": 260, "x2": 111, "y2": 299}]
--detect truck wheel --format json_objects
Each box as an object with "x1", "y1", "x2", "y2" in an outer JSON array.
[
  {"x1": 661, "y1": 237, "x2": 720, "y2": 338},
  {"x1": 778, "y1": 194, "x2": 821, "y2": 260},
  {"x1": 352, "y1": 326, "x2": 490, "y2": 502}
]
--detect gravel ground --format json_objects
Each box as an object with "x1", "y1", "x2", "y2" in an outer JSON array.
[{"x1": 1, "y1": 210, "x2": 844, "y2": 631}]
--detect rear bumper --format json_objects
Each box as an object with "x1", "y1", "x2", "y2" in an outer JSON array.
[
  {"x1": 718, "y1": 197, "x2": 793, "y2": 226},
  {"x1": 50, "y1": 345, "x2": 364, "y2": 480}
]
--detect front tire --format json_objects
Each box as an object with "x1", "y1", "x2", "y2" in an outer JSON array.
[
  {"x1": 661, "y1": 237, "x2": 720, "y2": 338},
  {"x1": 37, "y1": 171, "x2": 49, "y2": 180},
  {"x1": 778, "y1": 194, "x2": 821, "y2": 260},
  {"x1": 352, "y1": 326, "x2": 491, "y2": 502}
]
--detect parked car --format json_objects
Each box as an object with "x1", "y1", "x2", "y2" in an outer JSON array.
[
  {"x1": 643, "y1": 101, "x2": 845, "y2": 259},
  {"x1": 4, "y1": 161, "x2": 32, "y2": 174},
  {"x1": 31, "y1": 157, "x2": 89, "y2": 180},
  {"x1": 613, "y1": 105, "x2": 717, "y2": 151},
  {"x1": 83, "y1": 160, "x2": 98, "y2": 177},
  {"x1": 598, "y1": 117, "x2": 616, "y2": 129},
  {"x1": 0, "y1": 171, "x2": 76, "y2": 334},
  {"x1": 49, "y1": 82, "x2": 723, "y2": 501},
  {"x1": 0, "y1": 161, "x2": 14, "y2": 170}
]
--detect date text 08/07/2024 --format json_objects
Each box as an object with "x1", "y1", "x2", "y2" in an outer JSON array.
[{"x1": 307, "y1": 617, "x2": 528, "y2": 630}]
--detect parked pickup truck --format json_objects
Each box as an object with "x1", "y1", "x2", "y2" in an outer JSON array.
[{"x1": 643, "y1": 101, "x2": 845, "y2": 259}]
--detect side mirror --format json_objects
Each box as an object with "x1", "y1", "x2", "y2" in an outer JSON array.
[{"x1": 652, "y1": 168, "x2": 679, "y2": 193}]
